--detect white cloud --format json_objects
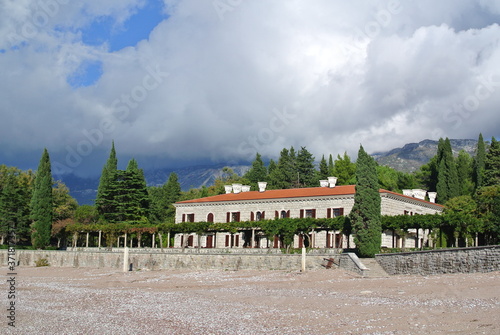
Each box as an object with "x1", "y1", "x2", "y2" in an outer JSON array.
[{"x1": 1, "y1": 0, "x2": 500, "y2": 174}]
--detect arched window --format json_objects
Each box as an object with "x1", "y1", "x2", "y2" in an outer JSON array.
[
  {"x1": 281, "y1": 210, "x2": 288, "y2": 218},
  {"x1": 207, "y1": 213, "x2": 214, "y2": 222}
]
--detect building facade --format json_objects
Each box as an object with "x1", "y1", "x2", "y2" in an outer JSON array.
[{"x1": 173, "y1": 179, "x2": 444, "y2": 249}]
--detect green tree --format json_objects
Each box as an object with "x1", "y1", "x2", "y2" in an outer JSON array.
[
  {"x1": 443, "y1": 195, "x2": 481, "y2": 247},
  {"x1": 52, "y1": 181, "x2": 78, "y2": 222},
  {"x1": 456, "y1": 150, "x2": 474, "y2": 196},
  {"x1": 296, "y1": 146, "x2": 316, "y2": 187},
  {"x1": 96, "y1": 142, "x2": 118, "y2": 218},
  {"x1": 244, "y1": 153, "x2": 268, "y2": 189},
  {"x1": 483, "y1": 137, "x2": 500, "y2": 186},
  {"x1": 328, "y1": 154, "x2": 335, "y2": 176},
  {"x1": 268, "y1": 148, "x2": 296, "y2": 189},
  {"x1": 475, "y1": 185, "x2": 500, "y2": 245},
  {"x1": 333, "y1": 152, "x2": 356, "y2": 185},
  {"x1": 317, "y1": 155, "x2": 329, "y2": 181},
  {"x1": 150, "y1": 172, "x2": 181, "y2": 223},
  {"x1": 0, "y1": 166, "x2": 34, "y2": 245},
  {"x1": 473, "y1": 133, "x2": 486, "y2": 191},
  {"x1": 436, "y1": 138, "x2": 460, "y2": 203},
  {"x1": 350, "y1": 145, "x2": 382, "y2": 257},
  {"x1": 30, "y1": 149, "x2": 53, "y2": 249}
]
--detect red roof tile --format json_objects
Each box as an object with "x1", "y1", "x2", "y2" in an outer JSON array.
[{"x1": 175, "y1": 185, "x2": 444, "y2": 207}]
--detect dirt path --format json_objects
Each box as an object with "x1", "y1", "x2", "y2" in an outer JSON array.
[{"x1": 3, "y1": 267, "x2": 499, "y2": 334}]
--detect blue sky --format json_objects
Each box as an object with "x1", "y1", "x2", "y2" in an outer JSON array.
[{"x1": 1, "y1": 0, "x2": 500, "y2": 177}]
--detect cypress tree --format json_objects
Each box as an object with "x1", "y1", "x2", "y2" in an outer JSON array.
[
  {"x1": 484, "y1": 137, "x2": 500, "y2": 186},
  {"x1": 456, "y1": 150, "x2": 473, "y2": 196},
  {"x1": 350, "y1": 145, "x2": 381, "y2": 258},
  {"x1": 328, "y1": 154, "x2": 335, "y2": 176},
  {"x1": 30, "y1": 149, "x2": 53, "y2": 249},
  {"x1": 96, "y1": 142, "x2": 118, "y2": 218},
  {"x1": 436, "y1": 138, "x2": 460, "y2": 203},
  {"x1": 473, "y1": 133, "x2": 486, "y2": 190},
  {"x1": 317, "y1": 155, "x2": 329, "y2": 181}
]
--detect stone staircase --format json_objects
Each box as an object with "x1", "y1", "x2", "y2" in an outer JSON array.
[{"x1": 359, "y1": 258, "x2": 389, "y2": 277}]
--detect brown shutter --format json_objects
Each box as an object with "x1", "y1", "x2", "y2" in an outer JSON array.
[
  {"x1": 262, "y1": 211, "x2": 265, "y2": 219},
  {"x1": 287, "y1": 210, "x2": 290, "y2": 218},
  {"x1": 251, "y1": 212, "x2": 254, "y2": 221},
  {"x1": 339, "y1": 208, "x2": 344, "y2": 216},
  {"x1": 182, "y1": 214, "x2": 186, "y2": 222},
  {"x1": 275, "y1": 211, "x2": 278, "y2": 219},
  {"x1": 327, "y1": 208, "x2": 331, "y2": 218},
  {"x1": 235, "y1": 235, "x2": 239, "y2": 247},
  {"x1": 300, "y1": 209, "x2": 304, "y2": 218},
  {"x1": 226, "y1": 212, "x2": 230, "y2": 222},
  {"x1": 312, "y1": 209, "x2": 316, "y2": 218},
  {"x1": 236, "y1": 212, "x2": 240, "y2": 222},
  {"x1": 225, "y1": 235, "x2": 230, "y2": 247}
]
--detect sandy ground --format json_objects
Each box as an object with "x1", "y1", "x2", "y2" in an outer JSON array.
[{"x1": 2, "y1": 267, "x2": 499, "y2": 335}]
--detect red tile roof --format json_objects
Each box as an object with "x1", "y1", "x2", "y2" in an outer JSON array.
[{"x1": 176, "y1": 185, "x2": 443, "y2": 208}]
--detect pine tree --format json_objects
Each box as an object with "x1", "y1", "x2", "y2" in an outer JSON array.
[
  {"x1": 296, "y1": 146, "x2": 316, "y2": 187},
  {"x1": 163, "y1": 172, "x2": 181, "y2": 220},
  {"x1": 30, "y1": 149, "x2": 53, "y2": 249},
  {"x1": 350, "y1": 145, "x2": 381, "y2": 258},
  {"x1": 268, "y1": 148, "x2": 295, "y2": 189},
  {"x1": 317, "y1": 155, "x2": 329, "y2": 181},
  {"x1": 96, "y1": 142, "x2": 118, "y2": 218},
  {"x1": 484, "y1": 137, "x2": 500, "y2": 186},
  {"x1": 244, "y1": 153, "x2": 268, "y2": 188},
  {"x1": 122, "y1": 158, "x2": 150, "y2": 221},
  {"x1": 473, "y1": 133, "x2": 486, "y2": 190}
]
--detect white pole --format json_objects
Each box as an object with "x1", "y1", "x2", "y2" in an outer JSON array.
[
  {"x1": 301, "y1": 247, "x2": 306, "y2": 272},
  {"x1": 123, "y1": 247, "x2": 129, "y2": 272}
]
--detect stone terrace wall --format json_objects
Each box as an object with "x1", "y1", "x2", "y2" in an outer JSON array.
[
  {"x1": 375, "y1": 246, "x2": 500, "y2": 275},
  {"x1": 0, "y1": 250, "x2": 333, "y2": 271}
]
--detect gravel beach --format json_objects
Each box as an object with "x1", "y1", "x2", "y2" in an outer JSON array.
[{"x1": 3, "y1": 267, "x2": 499, "y2": 334}]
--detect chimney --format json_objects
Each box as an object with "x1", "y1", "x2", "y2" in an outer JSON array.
[
  {"x1": 258, "y1": 181, "x2": 267, "y2": 192},
  {"x1": 232, "y1": 184, "x2": 242, "y2": 194},
  {"x1": 224, "y1": 185, "x2": 233, "y2": 194},
  {"x1": 428, "y1": 192, "x2": 437, "y2": 203},
  {"x1": 412, "y1": 189, "x2": 427, "y2": 200},
  {"x1": 319, "y1": 180, "x2": 329, "y2": 187},
  {"x1": 327, "y1": 176, "x2": 338, "y2": 188},
  {"x1": 241, "y1": 185, "x2": 251, "y2": 192},
  {"x1": 402, "y1": 189, "x2": 413, "y2": 197}
]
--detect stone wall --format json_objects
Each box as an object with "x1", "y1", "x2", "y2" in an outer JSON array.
[
  {"x1": 375, "y1": 246, "x2": 500, "y2": 275},
  {"x1": 0, "y1": 249, "x2": 334, "y2": 271},
  {"x1": 338, "y1": 253, "x2": 368, "y2": 276}
]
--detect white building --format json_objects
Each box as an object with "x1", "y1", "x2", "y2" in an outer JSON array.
[{"x1": 173, "y1": 179, "x2": 443, "y2": 249}]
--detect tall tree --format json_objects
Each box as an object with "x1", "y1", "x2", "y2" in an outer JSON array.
[
  {"x1": 328, "y1": 154, "x2": 335, "y2": 176},
  {"x1": 317, "y1": 155, "x2": 329, "y2": 181},
  {"x1": 350, "y1": 145, "x2": 381, "y2": 258},
  {"x1": 483, "y1": 137, "x2": 500, "y2": 187},
  {"x1": 436, "y1": 138, "x2": 460, "y2": 203},
  {"x1": 296, "y1": 146, "x2": 316, "y2": 187},
  {"x1": 96, "y1": 142, "x2": 118, "y2": 218},
  {"x1": 150, "y1": 172, "x2": 182, "y2": 223},
  {"x1": 473, "y1": 133, "x2": 486, "y2": 191},
  {"x1": 456, "y1": 150, "x2": 474, "y2": 196},
  {"x1": 244, "y1": 153, "x2": 268, "y2": 188},
  {"x1": 268, "y1": 148, "x2": 295, "y2": 189},
  {"x1": 30, "y1": 149, "x2": 53, "y2": 249},
  {"x1": 333, "y1": 152, "x2": 356, "y2": 185}
]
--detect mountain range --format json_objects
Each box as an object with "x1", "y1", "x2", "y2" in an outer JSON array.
[{"x1": 62, "y1": 138, "x2": 478, "y2": 205}]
